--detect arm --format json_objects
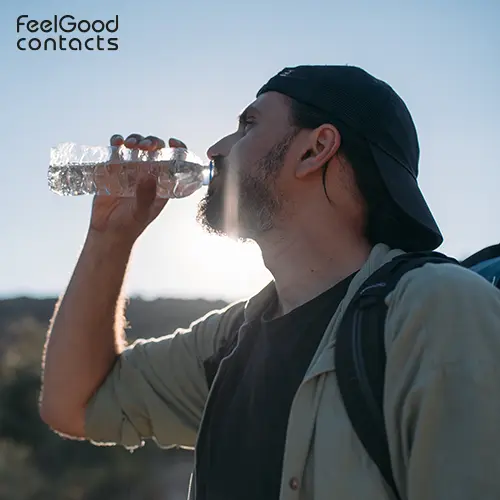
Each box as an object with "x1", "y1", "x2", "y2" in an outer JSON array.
[
  {"x1": 40, "y1": 232, "x2": 132, "y2": 438},
  {"x1": 83, "y1": 299, "x2": 244, "y2": 449},
  {"x1": 41, "y1": 228, "x2": 245, "y2": 448},
  {"x1": 41, "y1": 132, "x2": 185, "y2": 442},
  {"x1": 384, "y1": 263, "x2": 500, "y2": 500}
]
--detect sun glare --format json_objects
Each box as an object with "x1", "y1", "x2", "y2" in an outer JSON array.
[
  {"x1": 138, "y1": 192, "x2": 273, "y2": 302},
  {"x1": 189, "y1": 228, "x2": 272, "y2": 300}
]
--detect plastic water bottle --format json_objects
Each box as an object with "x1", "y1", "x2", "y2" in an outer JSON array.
[{"x1": 48, "y1": 142, "x2": 212, "y2": 199}]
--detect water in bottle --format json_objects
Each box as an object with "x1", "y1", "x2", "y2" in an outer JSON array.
[{"x1": 48, "y1": 142, "x2": 212, "y2": 199}]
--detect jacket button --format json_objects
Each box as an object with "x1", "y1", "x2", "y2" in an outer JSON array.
[{"x1": 289, "y1": 477, "x2": 299, "y2": 490}]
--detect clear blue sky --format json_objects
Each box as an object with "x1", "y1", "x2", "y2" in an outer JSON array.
[{"x1": 1, "y1": 0, "x2": 499, "y2": 301}]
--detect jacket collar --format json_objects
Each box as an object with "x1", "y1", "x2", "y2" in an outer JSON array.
[{"x1": 242, "y1": 243, "x2": 405, "y2": 326}]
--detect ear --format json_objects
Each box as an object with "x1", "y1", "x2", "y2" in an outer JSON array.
[{"x1": 295, "y1": 125, "x2": 341, "y2": 179}]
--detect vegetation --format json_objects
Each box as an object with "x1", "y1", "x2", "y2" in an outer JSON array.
[{"x1": 0, "y1": 296, "x2": 228, "y2": 500}]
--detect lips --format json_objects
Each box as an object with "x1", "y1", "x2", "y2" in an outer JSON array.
[{"x1": 212, "y1": 156, "x2": 225, "y2": 178}]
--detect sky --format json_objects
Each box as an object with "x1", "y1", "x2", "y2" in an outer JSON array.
[{"x1": 1, "y1": 0, "x2": 499, "y2": 302}]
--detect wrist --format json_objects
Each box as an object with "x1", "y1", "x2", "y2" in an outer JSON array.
[{"x1": 85, "y1": 229, "x2": 136, "y2": 257}]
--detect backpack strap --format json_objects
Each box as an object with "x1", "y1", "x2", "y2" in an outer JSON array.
[
  {"x1": 335, "y1": 251, "x2": 457, "y2": 499},
  {"x1": 461, "y1": 243, "x2": 500, "y2": 289},
  {"x1": 461, "y1": 243, "x2": 500, "y2": 268}
]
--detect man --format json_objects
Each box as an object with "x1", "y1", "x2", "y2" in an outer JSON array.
[{"x1": 40, "y1": 66, "x2": 500, "y2": 500}]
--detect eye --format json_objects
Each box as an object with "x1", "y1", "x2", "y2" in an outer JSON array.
[{"x1": 240, "y1": 116, "x2": 256, "y2": 131}]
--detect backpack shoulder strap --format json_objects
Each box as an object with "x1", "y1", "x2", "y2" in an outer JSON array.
[
  {"x1": 461, "y1": 243, "x2": 500, "y2": 289},
  {"x1": 335, "y1": 251, "x2": 456, "y2": 499},
  {"x1": 461, "y1": 243, "x2": 500, "y2": 268}
]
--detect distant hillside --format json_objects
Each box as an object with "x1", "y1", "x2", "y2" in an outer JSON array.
[
  {"x1": 0, "y1": 295, "x2": 232, "y2": 500},
  {"x1": 0, "y1": 296, "x2": 230, "y2": 341}
]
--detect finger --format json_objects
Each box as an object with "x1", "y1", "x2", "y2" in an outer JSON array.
[
  {"x1": 138, "y1": 137, "x2": 153, "y2": 151},
  {"x1": 168, "y1": 137, "x2": 187, "y2": 149},
  {"x1": 110, "y1": 134, "x2": 124, "y2": 147},
  {"x1": 148, "y1": 136, "x2": 166, "y2": 150},
  {"x1": 139, "y1": 135, "x2": 165, "y2": 152},
  {"x1": 109, "y1": 134, "x2": 124, "y2": 163},
  {"x1": 124, "y1": 133, "x2": 144, "y2": 149},
  {"x1": 134, "y1": 176, "x2": 157, "y2": 223}
]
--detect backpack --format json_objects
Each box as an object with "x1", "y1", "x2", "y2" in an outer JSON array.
[{"x1": 335, "y1": 243, "x2": 500, "y2": 500}]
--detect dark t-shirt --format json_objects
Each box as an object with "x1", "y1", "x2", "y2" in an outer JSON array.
[{"x1": 196, "y1": 275, "x2": 354, "y2": 500}]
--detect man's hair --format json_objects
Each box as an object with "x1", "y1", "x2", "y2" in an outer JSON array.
[{"x1": 288, "y1": 98, "x2": 417, "y2": 250}]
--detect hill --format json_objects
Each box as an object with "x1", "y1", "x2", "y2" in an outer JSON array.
[{"x1": 0, "y1": 296, "x2": 229, "y2": 500}]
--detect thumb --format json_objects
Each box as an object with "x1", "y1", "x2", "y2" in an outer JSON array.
[{"x1": 133, "y1": 176, "x2": 157, "y2": 224}]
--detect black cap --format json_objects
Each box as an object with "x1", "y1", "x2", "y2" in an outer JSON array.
[{"x1": 257, "y1": 65, "x2": 443, "y2": 251}]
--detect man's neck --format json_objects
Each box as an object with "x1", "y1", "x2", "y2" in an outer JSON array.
[{"x1": 257, "y1": 226, "x2": 372, "y2": 317}]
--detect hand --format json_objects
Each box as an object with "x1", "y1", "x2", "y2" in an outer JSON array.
[{"x1": 89, "y1": 134, "x2": 188, "y2": 243}]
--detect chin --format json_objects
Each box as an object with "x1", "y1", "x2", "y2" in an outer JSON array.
[
  {"x1": 196, "y1": 193, "x2": 252, "y2": 241},
  {"x1": 197, "y1": 174, "x2": 274, "y2": 242},
  {"x1": 197, "y1": 190, "x2": 229, "y2": 236}
]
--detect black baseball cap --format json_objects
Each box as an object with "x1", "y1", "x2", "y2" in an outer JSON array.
[{"x1": 257, "y1": 65, "x2": 443, "y2": 251}]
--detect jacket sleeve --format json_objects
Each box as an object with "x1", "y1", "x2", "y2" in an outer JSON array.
[
  {"x1": 384, "y1": 262, "x2": 500, "y2": 500},
  {"x1": 84, "y1": 301, "x2": 245, "y2": 450}
]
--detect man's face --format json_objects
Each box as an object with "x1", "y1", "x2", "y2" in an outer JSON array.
[{"x1": 197, "y1": 91, "x2": 297, "y2": 240}]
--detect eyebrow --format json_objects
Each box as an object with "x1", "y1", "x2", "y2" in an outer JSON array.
[{"x1": 238, "y1": 105, "x2": 260, "y2": 124}]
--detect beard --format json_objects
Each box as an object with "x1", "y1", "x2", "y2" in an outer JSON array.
[{"x1": 196, "y1": 131, "x2": 296, "y2": 240}]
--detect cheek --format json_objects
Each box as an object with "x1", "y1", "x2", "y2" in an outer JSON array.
[
  {"x1": 226, "y1": 134, "x2": 249, "y2": 172},
  {"x1": 209, "y1": 132, "x2": 240, "y2": 159},
  {"x1": 228, "y1": 129, "x2": 272, "y2": 168}
]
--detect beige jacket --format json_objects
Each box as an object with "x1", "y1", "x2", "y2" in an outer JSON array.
[{"x1": 85, "y1": 243, "x2": 500, "y2": 499}]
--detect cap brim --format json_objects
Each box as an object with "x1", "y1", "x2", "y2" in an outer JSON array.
[{"x1": 369, "y1": 144, "x2": 443, "y2": 251}]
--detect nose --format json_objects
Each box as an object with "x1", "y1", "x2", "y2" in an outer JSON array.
[
  {"x1": 206, "y1": 144, "x2": 218, "y2": 160},
  {"x1": 206, "y1": 133, "x2": 237, "y2": 160}
]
